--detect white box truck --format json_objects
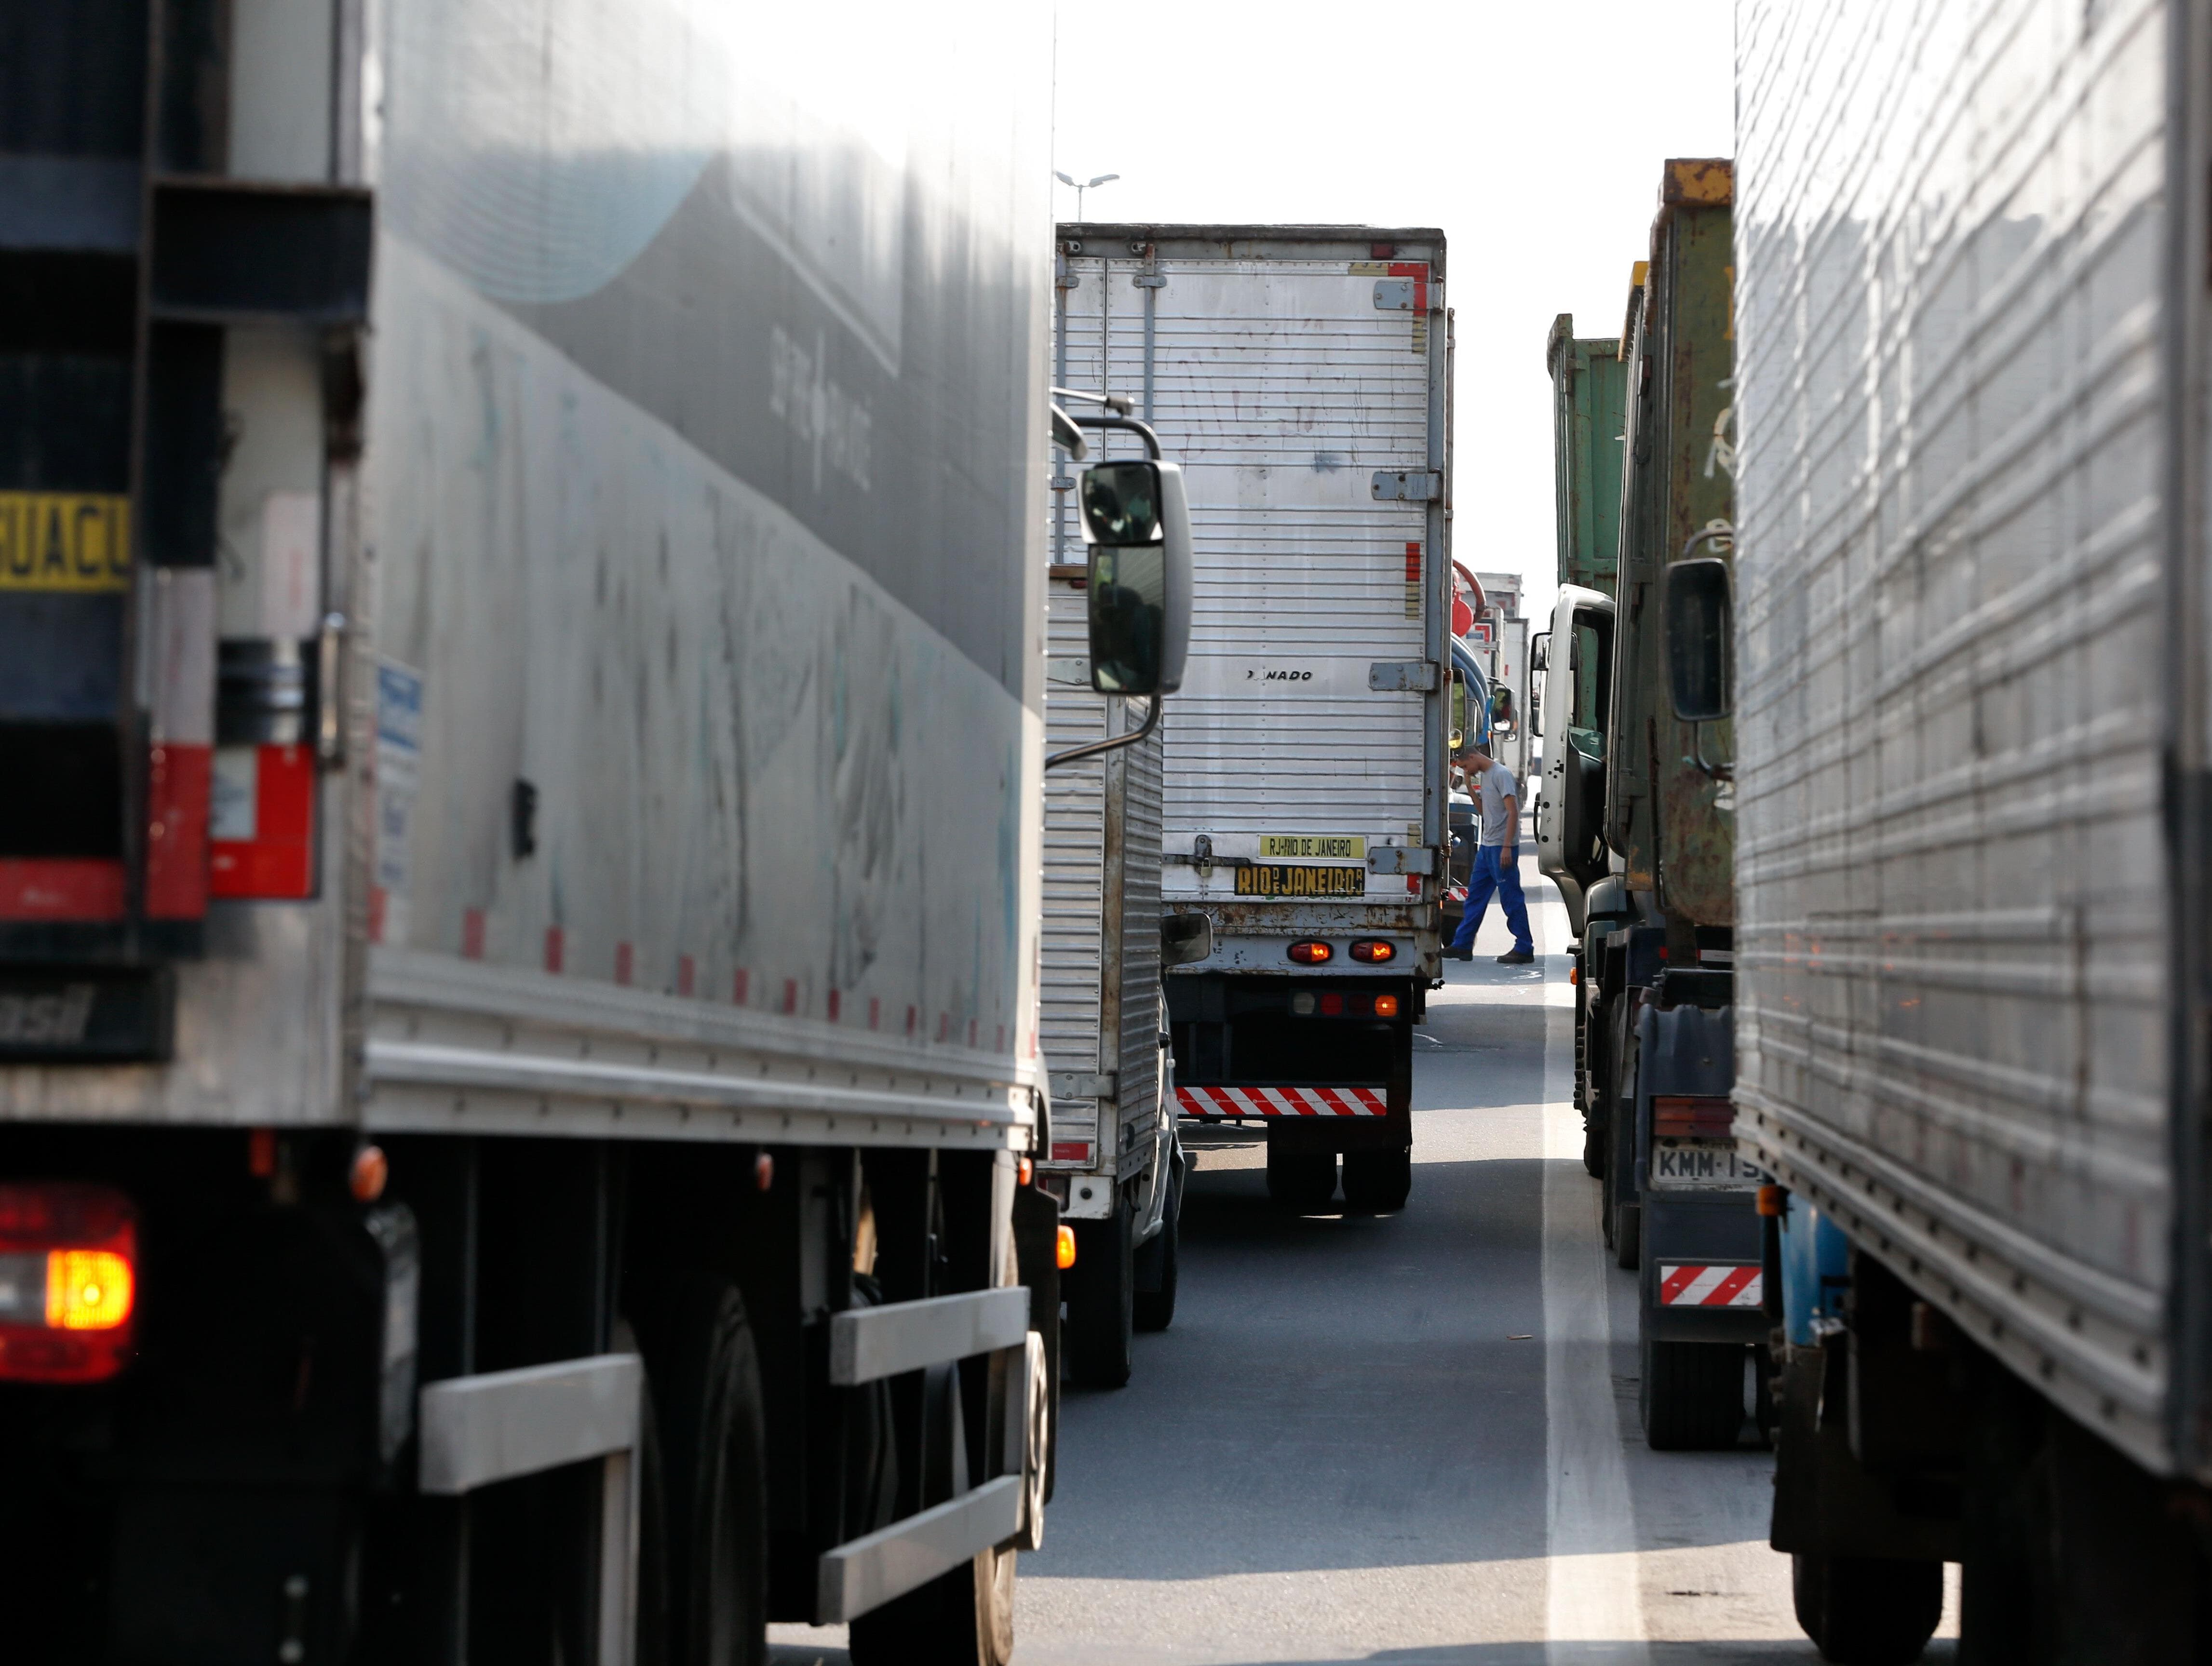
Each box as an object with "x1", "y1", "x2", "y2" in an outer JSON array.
[
  {"x1": 1053, "y1": 224, "x2": 1452, "y2": 1214},
  {"x1": 0, "y1": 5, "x2": 1077, "y2": 1663}
]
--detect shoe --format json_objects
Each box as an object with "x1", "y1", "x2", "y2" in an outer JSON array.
[
  {"x1": 1444, "y1": 946, "x2": 1474, "y2": 961},
  {"x1": 1495, "y1": 950, "x2": 1535, "y2": 965}
]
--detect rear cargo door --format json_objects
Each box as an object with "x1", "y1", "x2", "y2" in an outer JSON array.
[{"x1": 1056, "y1": 240, "x2": 1448, "y2": 910}]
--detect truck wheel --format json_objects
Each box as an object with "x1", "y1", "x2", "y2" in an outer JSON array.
[
  {"x1": 1132, "y1": 1163, "x2": 1180, "y2": 1333},
  {"x1": 1640, "y1": 1332, "x2": 1747, "y2": 1451},
  {"x1": 628, "y1": 1279, "x2": 769, "y2": 1666},
  {"x1": 1066, "y1": 1198, "x2": 1133, "y2": 1387},
  {"x1": 1265, "y1": 1146, "x2": 1337, "y2": 1212},
  {"x1": 1792, "y1": 1553, "x2": 1942, "y2": 1665},
  {"x1": 1341, "y1": 1147, "x2": 1412, "y2": 1212}
]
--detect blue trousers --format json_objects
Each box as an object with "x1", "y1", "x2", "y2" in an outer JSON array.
[{"x1": 1451, "y1": 843, "x2": 1533, "y2": 954}]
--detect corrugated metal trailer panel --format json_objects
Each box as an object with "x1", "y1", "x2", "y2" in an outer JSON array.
[
  {"x1": 1054, "y1": 228, "x2": 1449, "y2": 916},
  {"x1": 1040, "y1": 573, "x2": 1164, "y2": 1176},
  {"x1": 1734, "y1": 0, "x2": 2203, "y2": 1474},
  {"x1": 1546, "y1": 319, "x2": 1628, "y2": 599}
]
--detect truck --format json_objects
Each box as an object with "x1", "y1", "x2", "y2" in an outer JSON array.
[
  {"x1": 1051, "y1": 223, "x2": 1453, "y2": 1216},
  {"x1": 1730, "y1": 2, "x2": 2212, "y2": 1659},
  {"x1": 1039, "y1": 404, "x2": 1186, "y2": 1386},
  {"x1": 0, "y1": 6, "x2": 1093, "y2": 1663},
  {"x1": 1537, "y1": 161, "x2": 1757, "y2": 1451},
  {"x1": 1469, "y1": 569, "x2": 1531, "y2": 791},
  {"x1": 1535, "y1": 313, "x2": 1630, "y2": 1152}
]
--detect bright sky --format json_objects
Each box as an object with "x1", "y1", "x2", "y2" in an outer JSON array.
[{"x1": 1052, "y1": 1, "x2": 1735, "y2": 629}]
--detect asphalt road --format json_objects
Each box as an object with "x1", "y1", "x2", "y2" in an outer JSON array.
[{"x1": 772, "y1": 862, "x2": 1960, "y2": 1664}]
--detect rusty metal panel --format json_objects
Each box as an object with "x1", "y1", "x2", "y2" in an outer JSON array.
[
  {"x1": 1055, "y1": 227, "x2": 1450, "y2": 952},
  {"x1": 1605, "y1": 167, "x2": 1736, "y2": 926},
  {"x1": 1546, "y1": 316, "x2": 1628, "y2": 599},
  {"x1": 1734, "y1": 0, "x2": 2188, "y2": 1473}
]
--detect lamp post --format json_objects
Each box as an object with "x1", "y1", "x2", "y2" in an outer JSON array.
[{"x1": 1053, "y1": 170, "x2": 1119, "y2": 222}]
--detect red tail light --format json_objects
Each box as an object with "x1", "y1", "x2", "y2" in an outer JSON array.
[
  {"x1": 1652, "y1": 1096, "x2": 1735, "y2": 1138},
  {"x1": 1319, "y1": 993, "x2": 1344, "y2": 1016},
  {"x1": 0, "y1": 1183, "x2": 138, "y2": 1383},
  {"x1": 1287, "y1": 941, "x2": 1332, "y2": 965},
  {"x1": 1349, "y1": 940, "x2": 1395, "y2": 964}
]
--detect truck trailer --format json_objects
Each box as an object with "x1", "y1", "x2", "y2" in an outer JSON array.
[
  {"x1": 0, "y1": 4, "x2": 1068, "y2": 1662},
  {"x1": 1051, "y1": 224, "x2": 1453, "y2": 1216},
  {"x1": 1730, "y1": 0, "x2": 2212, "y2": 1659}
]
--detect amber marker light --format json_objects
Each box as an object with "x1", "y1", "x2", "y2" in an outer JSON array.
[
  {"x1": 1018, "y1": 1158, "x2": 1034, "y2": 1186},
  {"x1": 1055, "y1": 1225, "x2": 1078, "y2": 1270},
  {"x1": 1349, "y1": 940, "x2": 1395, "y2": 964},
  {"x1": 47, "y1": 1250, "x2": 133, "y2": 1330},
  {"x1": 1374, "y1": 994, "x2": 1401, "y2": 1018},
  {"x1": 350, "y1": 1145, "x2": 389, "y2": 1203},
  {"x1": 1757, "y1": 1184, "x2": 1788, "y2": 1218},
  {"x1": 1287, "y1": 941, "x2": 1333, "y2": 965}
]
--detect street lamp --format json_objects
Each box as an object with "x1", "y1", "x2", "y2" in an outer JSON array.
[{"x1": 1054, "y1": 170, "x2": 1119, "y2": 222}]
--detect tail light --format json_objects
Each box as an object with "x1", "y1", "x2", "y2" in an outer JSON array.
[
  {"x1": 1287, "y1": 941, "x2": 1332, "y2": 965},
  {"x1": 0, "y1": 1183, "x2": 138, "y2": 1383},
  {"x1": 1320, "y1": 993, "x2": 1344, "y2": 1016},
  {"x1": 1373, "y1": 994, "x2": 1400, "y2": 1018},
  {"x1": 1652, "y1": 1096, "x2": 1735, "y2": 1138},
  {"x1": 1349, "y1": 940, "x2": 1395, "y2": 964}
]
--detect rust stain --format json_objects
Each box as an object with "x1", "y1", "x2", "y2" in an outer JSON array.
[{"x1": 1662, "y1": 158, "x2": 1734, "y2": 207}]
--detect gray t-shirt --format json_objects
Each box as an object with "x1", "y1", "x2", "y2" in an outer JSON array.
[{"x1": 1473, "y1": 761, "x2": 1520, "y2": 846}]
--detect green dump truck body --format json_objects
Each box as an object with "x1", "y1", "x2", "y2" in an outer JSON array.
[
  {"x1": 1605, "y1": 160, "x2": 1736, "y2": 929},
  {"x1": 1546, "y1": 318, "x2": 1628, "y2": 598}
]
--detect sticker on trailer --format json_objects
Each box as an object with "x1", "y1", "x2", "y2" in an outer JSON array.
[
  {"x1": 1258, "y1": 835, "x2": 1366, "y2": 860},
  {"x1": 1176, "y1": 1085, "x2": 1387, "y2": 1118},
  {"x1": 373, "y1": 661, "x2": 424, "y2": 944},
  {"x1": 1657, "y1": 1264, "x2": 1763, "y2": 1308}
]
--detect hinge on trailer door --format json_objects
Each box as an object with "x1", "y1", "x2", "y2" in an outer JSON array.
[
  {"x1": 1367, "y1": 661, "x2": 1439, "y2": 692},
  {"x1": 1371, "y1": 470, "x2": 1442, "y2": 502}
]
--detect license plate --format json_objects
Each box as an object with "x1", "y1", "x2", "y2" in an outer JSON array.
[
  {"x1": 1649, "y1": 1139, "x2": 1762, "y2": 1191},
  {"x1": 1232, "y1": 863, "x2": 1366, "y2": 899}
]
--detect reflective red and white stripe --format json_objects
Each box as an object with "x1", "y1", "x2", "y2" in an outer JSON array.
[
  {"x1": 1175, "y1": 1085, "x2": 1388, "y2": 1118},
  {"x1": 1657, "y1": 1263, "x2": 1763, "y2": 1308}
]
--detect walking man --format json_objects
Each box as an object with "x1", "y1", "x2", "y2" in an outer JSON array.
[{"x1": 1446, "y1": 742, "x2": 1535, "y2": 964}]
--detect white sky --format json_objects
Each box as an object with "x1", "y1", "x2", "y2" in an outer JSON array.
[{"x1": 1051, "y1": 1, "x2": 1735, "y2": 629}]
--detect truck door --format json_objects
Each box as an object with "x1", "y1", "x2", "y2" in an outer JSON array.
[{"x1": 1538, "y1": 585, "x2": 1615, "y2": 928}]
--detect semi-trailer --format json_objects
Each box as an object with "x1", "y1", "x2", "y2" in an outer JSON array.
[
  {"x1": 1731, "y1": 2, "x2": 2212, "y2": 1659},
  {"x1": 0, "y1": 5, "x2": 1093, "y2": 1662},
  {"x1": 1052, "y1": 224, "x2": 1453, "y2": 1216}
]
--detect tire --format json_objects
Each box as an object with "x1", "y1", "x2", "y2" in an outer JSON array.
[
  {"x1": 1641, "y1": 1330, "x2": 1748, "y2": 1451},
  {"x1": 1792, "y1": 1553, "x2": 1942, "y2": 1665},
  {"x1": 626, "y1": 1279, "x2": 768, "y2": 1666},
  {"x1": 1265, "y1": 1145, "x2": 1337, "y2": 1213},
  {"x1": 1066, "y1": 1197, "x2": 1133, "y2": 1387},
  {"x1": 1132, "y1": 1161, "x2": 1180, "y2": 1334},
  {"x1": 1341, "y1": 1147, "x2": 1412, "y2": 1212}
]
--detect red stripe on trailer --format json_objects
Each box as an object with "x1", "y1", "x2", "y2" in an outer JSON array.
[
  {"x1": 0, "y1": 859, "x2": 126, "y2": 921},
  {"x1": 1175, "y1": 1086, "x2": 1388, "y2": 1118},
  {"x1": 144, "y1": 742, "x2": 211, "y2": 918},
  {"x1": 1657, "y1": 1263, "x2": 1764, "y2": 1308}
]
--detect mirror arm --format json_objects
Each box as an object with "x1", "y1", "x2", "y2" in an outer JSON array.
[
  {"x1": 1065, "y1": 411, "x2": 1162, "y2": 460},
  {"x1": 1049, "y1": 403, "x2": 1090, "y2": 459},
  {"x1": 1052, "y1": 386, "x2": 1135, "y2": 416},
  {"x1": 1044, "y1": 693, "x2": 1160, "y2": 772},
  {"x1": 1685, "y1": 720, "x2": 1734, "y2": 783}
]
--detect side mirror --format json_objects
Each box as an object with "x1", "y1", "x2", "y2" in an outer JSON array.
[
  {"x1": 1082, "y1": 459, "x2": 1191, "y2": 696},
  {"x1": 1662, "y1": 557, "x2": 1733, "y2": 722},
  {"x1": 1162, "y1": 912, "x2": 1214, "y2": 967},
  {"x1": 1530, "y1": 631, "x2": 1550, "y2": 672}
]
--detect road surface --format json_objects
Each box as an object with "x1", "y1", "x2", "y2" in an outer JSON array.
[{"x1": 771, "y1": 861, "x2": 1959, "y2": 1663}]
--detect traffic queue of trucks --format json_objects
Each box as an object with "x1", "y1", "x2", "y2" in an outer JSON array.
[
  {"x1": 1537, "y1": 0, "x2": 2212, "y2": 1653},
  {"x1": 0, "y1": 0, "x2": 1462, "y2": 1646}
]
